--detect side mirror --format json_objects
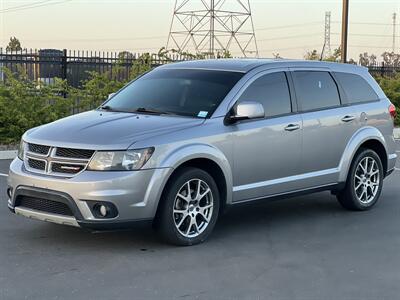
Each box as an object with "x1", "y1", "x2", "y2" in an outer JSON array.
[
  {"x1": 108, "y1": 93, "x2": 116, "y2": 100},
  {"x1": 225, "y1": 101, "x2": 265, "y2": 125}
]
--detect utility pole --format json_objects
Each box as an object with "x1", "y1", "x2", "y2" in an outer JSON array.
[
  {"x1": 322, "y1": 11, "x2": 332, "y2": 59},
  {"x1": 341, "y1": 0, "x2": 349, "y2": 63},
  {"x1": 393, "y1": 13, "x2": 397, "y2": 53}
]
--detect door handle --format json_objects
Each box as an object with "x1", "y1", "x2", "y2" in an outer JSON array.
[
  {"x1": 341, "y1": 115, "x2": 355, "y2": 123},
  {"x1": 284, "y1": 124, "x2": 301, "y2": 132}
]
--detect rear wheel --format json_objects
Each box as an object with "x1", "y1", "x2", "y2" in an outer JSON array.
[
  {"x1": 337, "y1": 148, "x2": 384, "y2": 211},
  {"x1": 155, "y1": 167, "x2": 220, "y2": 246}
]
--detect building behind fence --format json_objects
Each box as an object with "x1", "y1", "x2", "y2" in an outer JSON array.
[{"x1": 0, "y1": 48, "x2": 399, "y2": 87}]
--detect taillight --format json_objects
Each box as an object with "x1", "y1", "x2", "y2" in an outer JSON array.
[{"x1": 389, "y1": 104, "x2": 396, "y2": 120}]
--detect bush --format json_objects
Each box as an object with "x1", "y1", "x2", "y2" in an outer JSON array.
[
  {"x1": 376, "y1": 74, "x2": 400, "y2": 126},
  {"x1": 0, "y1": 68, "x2": 75, "y2": 144},
  {"x1": 1, "y1": 62, "x2": 398, "y2": 145},
  {"x1": 0, "y1": 56, "x2": 153, "y2": 144}
]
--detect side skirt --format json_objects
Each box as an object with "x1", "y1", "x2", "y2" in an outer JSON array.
[{"x1": 230, "y1": 182, "x2": 346, "y2": 207}]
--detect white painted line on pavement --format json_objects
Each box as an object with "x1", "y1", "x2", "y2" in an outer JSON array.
[
  {"x1": 0, "y1": 173, "x2": 8, "y2": 177},
  {"x1": 0, "y1": 150, "x2": 17, "y2": 160},
  {"x1": 395, "y1": 168, "x2": 400, "y2": 172}
]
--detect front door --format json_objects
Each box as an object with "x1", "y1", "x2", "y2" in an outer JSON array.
[{"x1": 230, "y1": 70, "x2": 303, "y2": 202}]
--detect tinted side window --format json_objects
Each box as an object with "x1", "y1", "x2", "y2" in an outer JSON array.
[
  {"x1": 334, "y1": 72, "x2": 378, "y2": 104},
  {"x1": 292, "y1": 71, "x2": 341, "y2": 111},
  {"x1": 238, "y1": 72, "x2": 291, "y2": 117}
]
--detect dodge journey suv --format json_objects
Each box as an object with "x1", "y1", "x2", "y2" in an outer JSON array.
[{"x1": 7, "y1": 59, "x2": 397, "y2": 245}]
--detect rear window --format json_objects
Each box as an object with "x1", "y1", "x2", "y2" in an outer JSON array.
[
  {"x1": 292, "y1": 71, "x2": 341, "y2": 111},
  {"x1": 334, "y1": 72, "x2": 379, "y2": 104}
]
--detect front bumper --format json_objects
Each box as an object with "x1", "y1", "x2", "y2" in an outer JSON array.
[{"x1": 7, "y1": 158, "x2": 172, "y2": 229}]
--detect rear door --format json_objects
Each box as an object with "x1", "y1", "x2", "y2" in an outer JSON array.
[{"x1": 290, "y1": 68, "x2": 358, "y2": 187}]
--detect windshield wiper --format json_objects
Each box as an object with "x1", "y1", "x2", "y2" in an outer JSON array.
[
  {"x1": 133, "y1": 107, "x2": 173, "y2": 115},
  {"x1": 99, "y1": 105, "x2": 115, "y2": 111}
]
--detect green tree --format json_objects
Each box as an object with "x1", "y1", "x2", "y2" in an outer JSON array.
[
  {"x1": 6, "y1": 37, "x2": 22, "y2": 52},
  {"x1": 304, "y1": 49, "x2": 320, "y2": 60},
  {"x1": 359, "y1": 52, "x2": 377, "y2": 66},
  {"x1": 324, "y1": 47, "x2": 341, "y2": 62}
]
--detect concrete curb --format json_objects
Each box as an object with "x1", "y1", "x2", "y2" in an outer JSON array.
[
  {"x1": 0, "y1": 150, "x2": 17, "y2": 160},
  {"x1": 394, "y1": 128, "x2": 400, "y2": 140}
]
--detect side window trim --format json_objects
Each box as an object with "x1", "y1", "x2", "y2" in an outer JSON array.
[{"x1": 289, "y1": 69, "x2": 343, "y2": 113}]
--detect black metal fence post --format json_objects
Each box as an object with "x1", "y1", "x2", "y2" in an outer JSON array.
[
  {"x1": 381, "y1": 62, "x2": 385, "y2": 78},
  {"x1": 61, "y1": 49, "x2": 67, "y2": 80},
  {"x1": 61, "y1": 49, "x2": 68, "y2": 98}
]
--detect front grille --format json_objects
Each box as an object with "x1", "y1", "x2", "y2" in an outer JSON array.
[
  {"x1": 27, "y1": 158, "x2": 46, "y2": 170},
  {"x1": 24, "y1": 143, "x2": 94, "y2": 177},
  {"x1": 51, "y1": 162, "x2": 84, "y2": 174},
  {"x1": 28, "y1": 143, "x2": 50, "y2": 155},
  {"x1": 55, "y1": 148, "x2": 94, "y2": 159},
  {"x1": 15, "y1": 196, "x2": 73, "y2": 216}
]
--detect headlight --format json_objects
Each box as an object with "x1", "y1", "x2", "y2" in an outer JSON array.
[
  {"x1": 87, "y1": 148, "x2": 154, "y2": 171},
  {"x1": 17, "y1": 140, "x2": 26, "y2": 160}
]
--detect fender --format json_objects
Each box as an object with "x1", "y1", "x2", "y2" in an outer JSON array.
[
  {"x1": 338, "y1": 126, "x2": 387, "y2": 183},
  {"x1": 152, "y1": 143, "x2": 233, "y2": 207}
]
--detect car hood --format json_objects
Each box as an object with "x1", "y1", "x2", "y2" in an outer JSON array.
[{"x1": 24, "y1": 110, "x2": 205, "y2": 150}]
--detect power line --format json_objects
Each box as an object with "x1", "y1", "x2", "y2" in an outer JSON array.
[
  {"x1": 22, "y1": 36, "x2": 167, "y2": 42},
  {"x1": 0, "y1": 0, "x2": 54, "y2": 12},
  {"x1": 258, "y1": 33, "x2": 322, "y2": 42},
  {"x1": 332, "y1": 21, "x2": 393, "y2": 26},
  {"x1": 256, "y1": 22, "x2": 320, "y2": 31},
  {"x1": 0, "y1": 0, "x2": 72, "y2": 13},
  {"x1": 332, "y1": 32, "x2": 400, "y2": 38}
]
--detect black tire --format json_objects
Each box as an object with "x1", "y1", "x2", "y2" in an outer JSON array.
[
  {"x1": 337, "y1": 148, "x2": 384, "y2": 211},
  {"x1": 154, "y1": 167, "x2": 220, "y2": 246}
]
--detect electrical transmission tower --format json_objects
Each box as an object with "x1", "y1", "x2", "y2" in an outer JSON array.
[
  {"x1": 321, "y1": 11, "x2": 332, "y2": 59},
  {"x1": 166, "y1": 0, "x2": 258, "y2": 57},
  {"x1": 393, "y1": 13, "x2": 397, "y2": 53}
]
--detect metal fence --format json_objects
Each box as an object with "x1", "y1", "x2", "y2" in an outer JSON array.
[
  {"x1": 366, "y1": 62, "x2": 399, "y2": 78},
  {"x1": 0, "y1": 48, "x2": 399, "y2": 87},
  {"x1": 0, "y1": 48, "x2": 194, "y2": 87}
]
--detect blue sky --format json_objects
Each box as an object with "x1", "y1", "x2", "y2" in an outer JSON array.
[{"x1": 0, "y1": 0, "x2": 399, "y2": 60}]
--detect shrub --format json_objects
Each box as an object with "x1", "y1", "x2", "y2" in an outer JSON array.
[
  {"x1": 0, "y1": 68, "x2": 75, "y2": 144},
  {"x1": 376, "y1": 74, "x2": 400, "y2": 126}
]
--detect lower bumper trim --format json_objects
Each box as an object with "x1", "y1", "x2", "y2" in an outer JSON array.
[{"x1": 14, "y1": 207, "x2": 80, "y2": 227}]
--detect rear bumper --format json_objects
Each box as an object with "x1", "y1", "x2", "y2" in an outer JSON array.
[{"x1": 7, "y1": 158, "x2": 172, "y2": 228}]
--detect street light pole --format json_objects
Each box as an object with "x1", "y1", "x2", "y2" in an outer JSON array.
[{"x1": 341, "y1": 0, "x2": 349, "y2": 63}]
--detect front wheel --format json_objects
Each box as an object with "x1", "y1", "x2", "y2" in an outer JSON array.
[
  {"x1": 337, "y1": 148, "x2": 384, "y2": 211},
  {"x1": 155, "y1": 167, "x2": 220, "y2": 246}
]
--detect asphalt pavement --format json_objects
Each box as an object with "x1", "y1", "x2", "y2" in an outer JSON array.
[{"x1": 0, "y1": 142, "x2": 399, "y2": 299}]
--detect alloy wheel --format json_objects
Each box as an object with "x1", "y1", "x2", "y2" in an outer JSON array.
[
  {"x1": 354, "y1": 156, "x2": 380, "y2": 204},
  {"x1": 173, "y1": 179, "x2": 214, "y2": 238}
]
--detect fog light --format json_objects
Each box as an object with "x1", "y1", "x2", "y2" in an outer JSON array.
[
  {"x1": 99, "y1": 205, "x2": 107, "y2": 217},
  {"x1": 89, "y1": 202, "x2": 118, "y2": 219}
]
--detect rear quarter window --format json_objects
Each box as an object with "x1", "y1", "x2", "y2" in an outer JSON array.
[{"x1": 334, "y1": 72, "x2": 379, "y2": 104}]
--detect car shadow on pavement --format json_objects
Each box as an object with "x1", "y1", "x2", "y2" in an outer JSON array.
[{"x1": 11, "y1": 191, "x2": 349, "y2": 251}]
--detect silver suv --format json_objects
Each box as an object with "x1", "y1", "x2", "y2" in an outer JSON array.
[{"x1": 7, "y1": 59, "x2": 398, "y2": 245}]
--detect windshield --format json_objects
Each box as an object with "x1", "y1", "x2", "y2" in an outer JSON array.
[{"x1": 103, "y1": 68, "x2": 244, "y2": 118}]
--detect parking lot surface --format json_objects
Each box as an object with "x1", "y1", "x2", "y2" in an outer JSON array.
[{"x1": 0, "y1": 142, "x2": 399, "y2": 299}]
